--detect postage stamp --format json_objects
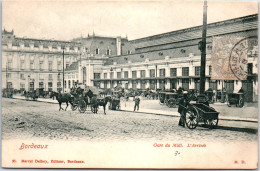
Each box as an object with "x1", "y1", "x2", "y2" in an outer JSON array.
[
  {"x1": 229, "y1": 36, "x2": 258, "y2": 80},
  {"x1": 211, "y1": 36, "x2": 247, "y2": 80}
]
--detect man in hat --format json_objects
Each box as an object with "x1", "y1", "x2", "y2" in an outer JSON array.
[
  {"x1": 178, "y1": 91, "x2": 189, "y2": 127},
  {"x1": 134, "y1": 96, "x2": 140, "y2": 111}
]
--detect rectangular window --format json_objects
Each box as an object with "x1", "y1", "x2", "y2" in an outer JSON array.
[
  {"x1": 39, "y1": 82, "x2": 44, "y2": 88},
  {"x1": 140, "y1": 70, "x2": 146, "y2": 78},
  {"x1": 94, "y1": 73, "x2": 100, "y2": 79},
  {"x1": 30, "y1": 62, "x2": 34, "y2": 70},
  {"x1": 110, "y1": 72, "x2": 114, "y2": 79},
  {"x1": 39, "y1": 74, "x2": 44, "y2": 80},
  {"x1": 7, "y1": 82, "x2": 13, "y2": 88},
  {"x1": 20, "y1": 83, "x2": 25, "y2": 90},
  {"x1": 20, "y1": 61, "x2": 25, "y2": 70},
  {"x1": 39, "y1": 61, "x2": 43, "y2": 70},
  {"x1": 48, "y1": 62, "x2": 52, "y2": 71},
  {"x1": 66, "y1": 63, "x2": 69, "y2": 69},
  {"x1": 182, "y1": 67, "x2": 189, "y2": 76},
  {"x1": 150, "y1": 69, "x2": 155, "y2": 77},
  {"x1": 104, "y1": 73, "x2": 107, "y2": 79},
  {"x1": 170, "y1": 68, "x2": 177, "y2": 77},
  {"x1": 29, "y1": 82, "x2": 34, "y2": 90},
  {"x1": 117, "y1": 72, "x2": 121, "y2": 79},
  {"x1": 68, "y1": 80, "x2": 71, "y2": 88},
  {"x1": 159, "y1": 69, "x2": 165, "y2": 77},
  {"x1": 132, "y1": 71, "x2": 137, "y2": 78},
  {"x1": 49, "y1": 74, "x2": 52, "y2": 80},
  {"x1": 57, "y1": 82, "x2": 61, "y2": 88},
  {"x1": 64, "y1": 81, "x2": 67, "y2": 89},
  {"x1": 7, "y1": 73, "x2": 11, "y2": 78},
  {"x1": 248, "y1": 63, "x2": 253, "y2": 75},
  {"x1": 209, "y1": 65, "x2": 212, "y2": 75},
  {"x1": 8, "y1": 62, "x2": 12, "y2": 70},
  {"x1": 57, "y1": 61, "x2": 62, "y2": 71},
  {"x1": 20, "y1": 74, "x2": 25, "y2": 80},
  {"x1": 48, "y1": 82, "x2": 52, "y2": 91},
  {"x1": 132, "y1": 80, "x2": 137, "y2": 89},
  {"x1": 57, "y1": 74, "x2": 61, "y2": 80},
  {"x1": 195, "y1": 66, "x2": 200, "y2": 76},
  {"x1": 124, "y1": 71, "x2": 128, "y2": 78}
]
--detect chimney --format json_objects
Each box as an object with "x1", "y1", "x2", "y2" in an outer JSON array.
[{"x1": 116, "y1": 36, "x2": 121, "y2": 56}]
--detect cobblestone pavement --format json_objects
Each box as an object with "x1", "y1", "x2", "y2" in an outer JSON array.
[{"x1": 2, "y1": 98, "x2": 257, "y2": 143}]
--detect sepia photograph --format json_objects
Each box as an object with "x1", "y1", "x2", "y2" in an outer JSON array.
[{"x1": 1, "y1": 0, "x2": 258, "y2": 169}]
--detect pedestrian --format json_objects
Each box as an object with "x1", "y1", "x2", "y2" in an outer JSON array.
[
  {"x1": 134, "y1": 96, "x2": 140, "y2": 111},
  {"x1": 178, "y1": 91, "x2": 189, "y2": 127}
]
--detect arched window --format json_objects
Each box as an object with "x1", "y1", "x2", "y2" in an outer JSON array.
[
  {"x1": 106, "y1": 49, "x2": 111, "y2": 55},
  {"x1": 95, "y1": 48, "x2": 99, "y2": 55}
]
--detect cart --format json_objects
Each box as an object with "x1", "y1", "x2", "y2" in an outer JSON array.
[
  {"x1": 71, "y1": 94, "x2": 89, "y2": 113},
  {"x1": 2, "y1": 88, "x2": 14, "y2": 98},
  {"x1": 165, "y1": 92, "x2": 179, "y2": 108},
  {"x1": 109, "y1": 97, "x2": 121, "y2": 110},
  {"x1": 227, "y1": 93, "x2": 244, "y2": 108},
  {"x1": 184, "y1": 103, "x2": 219, "y2": 129},
  {"x1": 216, "y1": 90, "x2": 226, "y2": 103}
]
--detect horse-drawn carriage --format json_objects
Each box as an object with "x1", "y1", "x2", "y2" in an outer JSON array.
[
  {"x1": 108, "y1": 96, "x2": 121, "y2": 110},
  {"x1": 26, "y1": 90, "x2": 38, "y2": 101},
  {"x1": 36, "y1": 88, "x2": 48, "y2": 98},
  {"x1": 159, "y1": 92, "x2": 180, "y2": 108},
  {"x1": 227, "y1": 93, "x2": 244, "y2": 108},
  {"x1": 2, "y1": 88, "x2": 14, "y2": 98}
]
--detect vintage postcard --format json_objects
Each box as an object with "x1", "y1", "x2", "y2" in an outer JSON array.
[{"x1": 1, "y1": 0, "x2": 258, "y2": 169}]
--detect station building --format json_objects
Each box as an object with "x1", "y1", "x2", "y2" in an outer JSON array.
[{"x1": 2, "y1": 14, "x2": 258, "y2": 102}]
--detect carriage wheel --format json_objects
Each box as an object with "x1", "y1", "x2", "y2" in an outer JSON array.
[
  {"x1": 167, "y1": 99, "x2": 177, "y2": 108},
  {"x1": 185, "y1": 106, "x2": 199, "y2": 129},
  {"x1": 71, "y1": 104, "x2": 77, "y2": 111},
  {"x1": 238, "y1": 98, "x2": 244, "y2": 108},
  {"x1": 205, "y1": 118, "x2": 219, "y2": 129},
  {"x1": 78, "y1": 100, "x2": 86, "y2": 113}
]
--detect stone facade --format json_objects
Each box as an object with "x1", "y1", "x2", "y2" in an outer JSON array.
[{"x1": 2, "y1": 14, "x2": 258, "y2": 102}]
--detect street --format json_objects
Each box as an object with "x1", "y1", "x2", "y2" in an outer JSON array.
[{"x1": 2, "y1": 98, "x2": 257, "y2": 143}]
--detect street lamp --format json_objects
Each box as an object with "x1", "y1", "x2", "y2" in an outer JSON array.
[
  {"x1": 58, "y1": 72, "x2": 61, "y2": 92},
  {"x1": 28, "y1": 75, "x2": 30, "y2": 91},
  {"x1": 110, "y1": 67, "x2": 113, "y2": 89},
  {"x1": 62, "y1": 46, "x2": 65, "y2": 93},
  {"x1": 199, "y1": 0, "x2": 208, "y2": 95},
  {"x1": 6, "y1": 62, "x2": 8, "y2": 89}
]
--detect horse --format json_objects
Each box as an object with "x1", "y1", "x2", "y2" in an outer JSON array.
[
  {"x1": 50, "y1": 92, "x2": 74, "y2": 111},
  {"x1": 91, "y1": 96, "x2": 111, "y2": 114}
]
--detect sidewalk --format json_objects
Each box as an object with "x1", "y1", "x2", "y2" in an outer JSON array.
[{"x1": 11, "y1": 95, "x2": 258, "y2": 133}]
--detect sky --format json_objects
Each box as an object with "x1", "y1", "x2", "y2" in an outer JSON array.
[{"x1": 2, "y1": 1, "x2": 258, "y2": 41}]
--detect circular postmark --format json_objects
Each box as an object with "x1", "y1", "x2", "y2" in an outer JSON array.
[{"x1": 229, "y1": 36, "x2": 257, "y2": 80}]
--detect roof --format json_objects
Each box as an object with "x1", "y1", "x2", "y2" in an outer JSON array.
[
  {"x1": 131, "y1": 14, "x2": 258, "y2": 49},
  {"x1": 105, "y1": 14, "x2": 258, "y2": 65}
]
